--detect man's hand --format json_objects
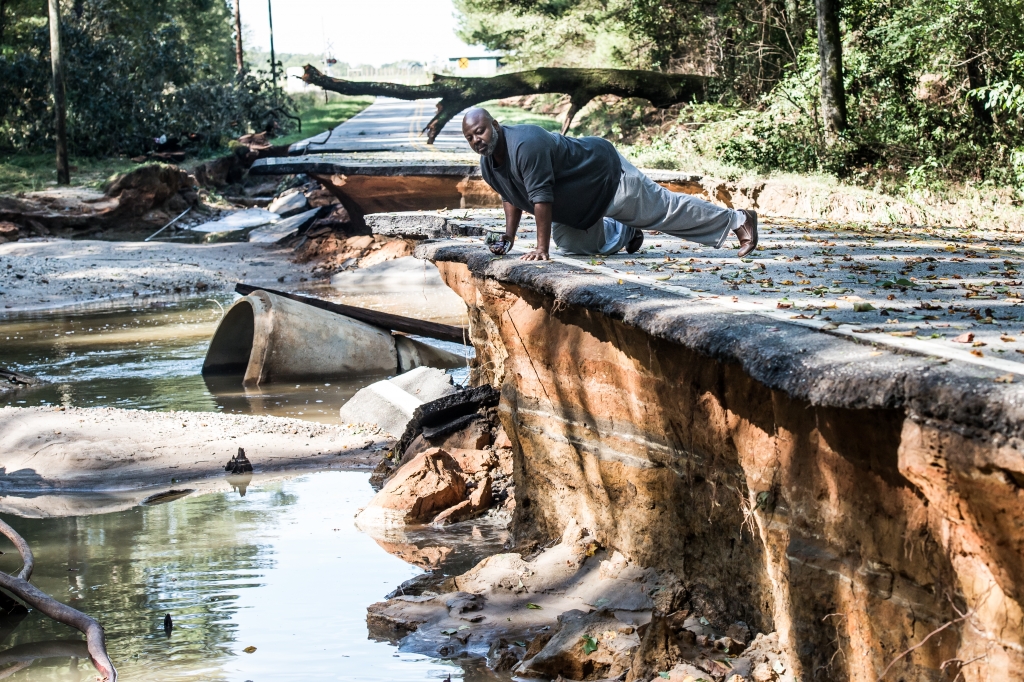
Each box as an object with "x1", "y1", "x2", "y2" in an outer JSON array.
[
  {"x1": 489, "y1": 234, "x2": 514, "y2": 255},
  {"x1": 520, "y1": 249, "x2": 550, "y2": 261}
]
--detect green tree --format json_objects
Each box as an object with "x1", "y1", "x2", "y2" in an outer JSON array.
[{"x1": 0, "y1": 0, "x2": 292, "y2": 156}]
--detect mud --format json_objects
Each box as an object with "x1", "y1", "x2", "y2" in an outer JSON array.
[
  {"x1": 0, "y1": 405, "x2": 392, "y2": 493},
  {"x1": 407, "y1": 240, "x2": 1024, "y2": 681},
  {"x1": 0, "y1": 238, "x2": 312, "y2": 313}
]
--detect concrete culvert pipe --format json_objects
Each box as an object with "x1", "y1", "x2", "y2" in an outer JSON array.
[{"x1": 202, "y1": 290, "x2": 399, "y2": 386}]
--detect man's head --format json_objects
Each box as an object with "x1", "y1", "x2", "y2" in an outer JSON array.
[{"x1": 462, "y1": 108, "x2": 501, "y2": 156}]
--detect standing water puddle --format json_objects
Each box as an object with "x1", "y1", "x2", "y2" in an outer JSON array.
[
  {"x1": 1, "y1": 292, "x2": 471, "y2": 421},
  {"x1": 1, "y1": 283, "x2": 490, "y2": 679},
  {"x1": 0, "y1": 472, "x2": 509, "y2": 681}
]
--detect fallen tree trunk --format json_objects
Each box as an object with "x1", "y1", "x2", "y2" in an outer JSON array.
[
  {"x1": 0, "y1": 518, "x2": 116, "y2": 681},
  {"x1": 302, "y1": 65, "x2": 708, "y2": 142}
]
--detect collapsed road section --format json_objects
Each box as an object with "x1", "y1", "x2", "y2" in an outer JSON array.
[{"x1": 337, "y1": 217, "x2": 1024, "y2": 681}]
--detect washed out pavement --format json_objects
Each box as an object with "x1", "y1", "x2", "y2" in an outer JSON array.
[{"x1": 430, "y1": 208, "x2": 1024, "y2": 377}]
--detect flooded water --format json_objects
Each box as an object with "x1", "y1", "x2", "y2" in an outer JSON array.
[
  {"x1": 0, "y1": 472, "x2": 509, "y2": 681},
  {"x1": 0, "y1": 293, "x2": 471, "y2": 423},
  {"x1": 0, "y1": 284, "x2": 493, "y2": 680}
]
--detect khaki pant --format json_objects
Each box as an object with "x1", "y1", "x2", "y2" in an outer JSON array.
[{"x1": 552, "y1": 155, "x2": 739, "y2": 256}]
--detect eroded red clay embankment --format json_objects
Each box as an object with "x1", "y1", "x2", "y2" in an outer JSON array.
[{"x1": 418, "y1": 241, "x2": 1024, "y2": 682}]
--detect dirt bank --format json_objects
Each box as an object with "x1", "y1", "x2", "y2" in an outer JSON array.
[
  {"x1": 0, "y1": 238, "x2": 314, "y2": 313},
  {"x1": 0, "y1": 406, "x2": 391, "y2": 493},
  {"x1": 410, "y1": 240, "x2": 1024, "y2": 682}
]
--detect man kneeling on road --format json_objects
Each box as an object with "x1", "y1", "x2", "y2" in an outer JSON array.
[{"x1": 461, "y1": 107, "x2": 757, "y2": 260}]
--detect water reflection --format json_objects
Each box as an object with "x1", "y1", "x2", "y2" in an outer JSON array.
[
  {"x1": 0, "y1": 472, "x2": 507, "y2": 681},
  {"x1": 1, "y1": 297, "x2": 469, "y2": 423}
]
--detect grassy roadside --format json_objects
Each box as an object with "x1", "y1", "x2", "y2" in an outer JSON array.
[
  {"x1": 0, "y1": 95, "x2": 375, "y2": 194},
  {"x1": 481, "y1": 103, "x2": 561, "y2": 131},
  {"x1": 272, "y1": 95, "x2": 375, "y2": 147},
  {"x1": 0, "y1": 154, "x2": 138, "y2": 194}
]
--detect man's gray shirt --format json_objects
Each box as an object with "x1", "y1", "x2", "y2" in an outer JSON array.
[{"x1": 480, "y1": 124, "x2": 621, "y2": 230}]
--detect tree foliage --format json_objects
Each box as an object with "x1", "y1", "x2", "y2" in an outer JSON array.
[
  {"x1": 0, "y1": 0, "x2": 292, "y2": 157},
  {"x1": 457, "y1": 0, "x2": 1024, "y2": 186}
]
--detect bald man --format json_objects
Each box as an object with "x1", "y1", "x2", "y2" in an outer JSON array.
[{"x1": 462, "y1": 108, "x2": 757, "y2": 261}]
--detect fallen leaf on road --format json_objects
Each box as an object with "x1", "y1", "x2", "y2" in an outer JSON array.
[
  {"x1": 853, "y1": 302, "x2": 875, "y2": 312},
  {"x1": 952, "y1": 332, "x2": 974, "y2": 343},
  {"x1": 527, "y1": 603, "x2": 542, "y2": 609},
  {"x1": 243, "y1": 646, "x2": 256, "y2": 654},
  {"x1": 1001, "y1": 335, "x2": 1016, "y2": 342},
  {"x1": 995, "y1": 374, "x2": 1015, "y2": 383},
  {"x1": 971, "y1": 350, "x2": 984, "y2": 357}
]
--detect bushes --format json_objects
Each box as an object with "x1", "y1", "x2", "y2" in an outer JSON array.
[
  {"x1": 457, "y1": 0, "x2": 1024, "y2": 191},
  {"x1": 0, "y1": 3, "x2": 293, "y2": 158}
]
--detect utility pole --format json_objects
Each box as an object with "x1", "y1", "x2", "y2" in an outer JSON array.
[
  {"x1": 47, "y1": 0, "x2": 70, "y2": 185},
  {"x1": 815, "y1": 0, "x2": 847, "y2": 136},
  {"x1": 267, "y1": 0, "x2": 276, "y2": 96},
  {"x1": 234, "y1": 0, "x2": 244, "y2": 75}
]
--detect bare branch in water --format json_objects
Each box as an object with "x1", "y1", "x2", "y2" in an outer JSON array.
[{"x1": 0, "y1": 518, "x2": 117, "y2": 681}]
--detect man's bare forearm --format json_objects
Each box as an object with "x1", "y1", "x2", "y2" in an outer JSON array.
[
  {"x1": 521, "y1": 202, "x2": 552, "y2": 261},
  {"x1": 503, "y1": 202, "x2": 522, "y2": 238}
]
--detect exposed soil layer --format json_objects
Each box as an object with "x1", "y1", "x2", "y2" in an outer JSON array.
[{"x1": 420, "y1": 240, "x2": 1024, "y2": 681}]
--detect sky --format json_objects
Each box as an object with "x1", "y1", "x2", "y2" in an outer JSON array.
[{"x1": 238, "y1": 0, "x2": 488, "y2": 66}]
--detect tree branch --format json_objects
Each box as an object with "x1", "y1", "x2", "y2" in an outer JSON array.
[
  {"x1": 302, "y1": 65, "x2": 708, "y2": 143},
  {"x1": 0, "y1": 519, "x2": 117, "y2": 681}
]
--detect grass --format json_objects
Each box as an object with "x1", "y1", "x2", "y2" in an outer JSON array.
[
  {"x1": 0, "y1": 95, "x2": 374, "y2": 194},
  {"x1": 273, "y1": 94, "x2": 375, "y2": 147},
  {"x1": 481, "y1": 103, "x2": 561, "y2": 131},
  {"x1": 0, "y1": 153, "x2": 138, "y2": 193}
]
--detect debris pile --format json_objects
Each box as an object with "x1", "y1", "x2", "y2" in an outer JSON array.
[
  {"x1": 0, "y1": 164, "x2": 200, "y2": 238},
  {"x1": 352, "y1": 382, "x2": 513, "y2": 528}
]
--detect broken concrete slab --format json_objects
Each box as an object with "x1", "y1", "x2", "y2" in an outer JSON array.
[
  {"x1": 189, "y1": 208, "x2": 279, "y2": 242},
  {"x1": 365, "y1": 212, "x2": 488, "y2": 239},
  {"x1": 330, "y1": 255, "x2": 450, "y2": 292},
  {"x1": 267, "y1": 189, "x2": 308, "y2": 216},
  {"x1": 388, "y1": 366, "x2": 459, "y2": 401},
  {"x1": 248, "y1": 206, "x2": 321, "y2": 243},
  {"x1": 339, "y1": 367, "x2": 457, "y2": 437}
]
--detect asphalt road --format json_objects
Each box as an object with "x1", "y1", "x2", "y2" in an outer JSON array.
[{"x1": 298, "y1": 98, "x2": 471, "y2": 155}]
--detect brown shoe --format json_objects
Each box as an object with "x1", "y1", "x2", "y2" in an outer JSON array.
[{"x1": 736, "y1": 209, "x2": 758, "y2": 257}]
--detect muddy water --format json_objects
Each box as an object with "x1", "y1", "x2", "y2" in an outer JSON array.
[
  {"x1": 0, "y1": 294, "x2": 471, "y2": 422},
  {"x1": 0, "y1": 472, "x2": 509, "y2": 681}
]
